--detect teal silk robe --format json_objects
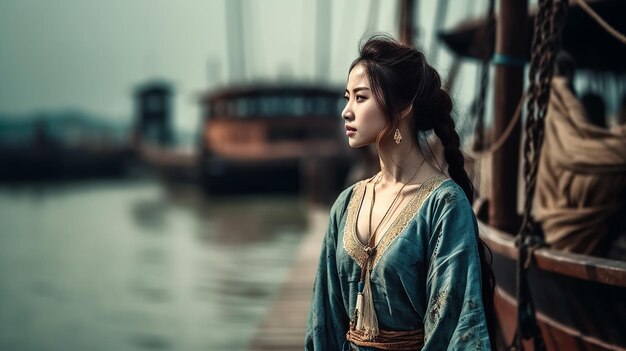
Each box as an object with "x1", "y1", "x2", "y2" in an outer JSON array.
[{"x1": 305, "y1": 176, "x2": 490, "y2": 350}]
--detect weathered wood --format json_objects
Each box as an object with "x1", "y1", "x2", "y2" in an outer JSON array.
[
  {"x1": 398, "y1": 0, "x2": 415, "y2": 45},
  {"x1": 248, "y1": 207, "x2": 328, "y2": 351},
  {"x1": 478, "y1": 221, "x2": 626, "y2": 288},
  {"x1": 496, "y1": 288, "x2": 626, "y2": 351},
  {"x1": 439, "y1": 1, "x2": 626, "y2": 72},
  {"x1": 480, "y1": 221, "x2": 626, "y2": 350},
  {"x1": 488, "y1": 0, "x2": 527, "y2": 233}
]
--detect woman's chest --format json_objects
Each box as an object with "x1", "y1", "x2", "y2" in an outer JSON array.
[{"x1": 337, "y1": 222, "x2": 429, "y2": 285}]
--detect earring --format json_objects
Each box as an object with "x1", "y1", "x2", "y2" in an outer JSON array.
[{"x1": 394, "y1": 128, "x2": 403, "y2": 144}]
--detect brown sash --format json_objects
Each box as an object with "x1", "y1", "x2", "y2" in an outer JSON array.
[{"x1": 346, "y1": 325, "x2": 424, "y2": 350}]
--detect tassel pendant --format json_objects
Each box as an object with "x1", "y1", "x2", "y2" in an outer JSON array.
[
  {"x1": 355, "y1": 281, "x2": 364, "y2": 329},
  {"x1": 360, "y1": 267, "x2": 379, "y2": 340}
]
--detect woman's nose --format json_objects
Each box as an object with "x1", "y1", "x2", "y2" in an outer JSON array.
[{"x1": 342, "y1": 106, "x2": 354, "y2": 121}]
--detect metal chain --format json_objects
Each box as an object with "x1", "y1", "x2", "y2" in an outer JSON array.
[
  {"x1": 520, "y1": 0, "x2": 568, "y2": 244},
  {"x1": 509, "y1": 0, "x2": 569, "y2": 350}
]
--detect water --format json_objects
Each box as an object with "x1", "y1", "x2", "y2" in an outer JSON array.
[{"x1": 0, "y1": 180, "x2": 308, "y2": 351}]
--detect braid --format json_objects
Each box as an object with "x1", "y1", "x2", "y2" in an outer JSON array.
[
  {"x1": 432, "y1": 88, "x2": 497, "y2": 351},
  {"x1": 431, "y1": 90, "x2": 475, "y2": 203}
]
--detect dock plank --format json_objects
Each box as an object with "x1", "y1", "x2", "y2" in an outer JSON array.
[{"x1": 248, "y1": 207, "x2": 328, "y2": 351}]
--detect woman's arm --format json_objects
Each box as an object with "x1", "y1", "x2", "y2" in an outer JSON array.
[
  {"x1": 305, "y1": 190, "x2": 351, "y2": 350},
  {"x1": 422, "y1": 186, "x2": 491, "y2": 350}
]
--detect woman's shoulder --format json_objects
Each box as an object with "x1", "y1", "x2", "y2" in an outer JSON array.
[
  {"x1": 431, "y1": 178, "x2": 466, "y2": 201},
  {"x1": 423, "y1": 178, "x2": 478, "y2": 244},
  {"x1": 424, "y1": 177, "x2": 472, "y2": 213}
]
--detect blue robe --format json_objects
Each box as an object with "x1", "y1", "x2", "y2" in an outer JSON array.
[{"x1": 305, "y1": 176, "x2": 490, "y2": 350}]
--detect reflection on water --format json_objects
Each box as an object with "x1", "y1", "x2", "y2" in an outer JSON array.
[{"x1": 0, "y1": 181, "x2": 308, "y2": 351}]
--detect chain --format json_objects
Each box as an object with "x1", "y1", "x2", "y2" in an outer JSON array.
[
  {"x1": 520, "y1": 0, "x2": 568, "y2": 244},
  {"x1": 509, "y1": 0, "x2": 569, "y2": 350}
]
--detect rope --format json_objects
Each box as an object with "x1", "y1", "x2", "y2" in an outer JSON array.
[
  {"x1": 470, "y1": 95, "x2": 524, "y2": 160},
  {"x1": 574, "y1": 0, "x2": 626, "y2": 45}
]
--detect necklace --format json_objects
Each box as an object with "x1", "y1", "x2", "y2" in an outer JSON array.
[
  {"x1": 367, "y1": 158, "x2": 425, "y2": 247},
  {"x1": 353, "y1": 157, "x2": 426, "y2": 337}
]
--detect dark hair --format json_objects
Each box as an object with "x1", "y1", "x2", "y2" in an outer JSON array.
[
  {"x1": 581, "y1": 92, "x2": 606, "y2": 128},
  {"x1": 350, "y1": 35, "x2": 497, "y2": 349}
]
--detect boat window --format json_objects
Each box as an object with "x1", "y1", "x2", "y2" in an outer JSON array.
[
  {"x1": 236, "y1": 98, "x2": 251, "y2": 117},
  {"x1": 291, "y1": 96, "x2": 306, "y2": 116},
  {"x1": 213, "y1": 100, "x2": 227, "y2": 117},
  {"x1": 227, "y1": 100, "x2": 238, "y2": 117},
  {"x1": 207, "y1": 92, "x2": 343, "y2": 119}
]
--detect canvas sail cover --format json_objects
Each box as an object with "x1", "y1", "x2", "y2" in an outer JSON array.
[{"x1": 534, "y1": 77, "x2": 626, "y2": 255}]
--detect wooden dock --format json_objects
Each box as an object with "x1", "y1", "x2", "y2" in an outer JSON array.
[{"x1": 248, "y1": 206, "x2": 329, "y2": 351}]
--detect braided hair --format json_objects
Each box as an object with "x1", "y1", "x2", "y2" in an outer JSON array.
[{"x1": 350, "y1": 34, "x2": 497, "y2": 349}]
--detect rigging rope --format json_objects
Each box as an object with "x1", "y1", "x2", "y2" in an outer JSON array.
[
  {"x1": 471, "y1": 0, "x2": 626, "y2": 163},
  {"x1": 470, "y1": 95, "x2": 524, "y2": 160},
  {"x1": 466, "y1": 0, "x2": 495, "y2": 157},
  {"x1": 574, "y1": 0, "x2": 626, "y2": 45}
]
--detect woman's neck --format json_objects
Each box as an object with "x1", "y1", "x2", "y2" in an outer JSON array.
[{"x1": 377, "y1": 138, "x2": 427, "y2": 185}]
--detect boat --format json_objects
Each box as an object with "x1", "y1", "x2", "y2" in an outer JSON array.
[
  {"x1": 480, "y1": 221, "x2": 626, "y2": 350},
  {"x1": 198, "y1": 83, "x2": 354, "y2": 198},
  {"x1": 436, "y1": 0, "x2": 626, "y2": 349},
  {"x1": 0, "y1": 111, "x2": 134, "y2": 182}
]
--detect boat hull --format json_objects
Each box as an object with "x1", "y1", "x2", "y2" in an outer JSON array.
[
  {"x1": 199, "y1": 154, "x2": 352, "y2": 199},
  {"x1": 479, "y1": 222, "x2": 626, "y2": 351}
]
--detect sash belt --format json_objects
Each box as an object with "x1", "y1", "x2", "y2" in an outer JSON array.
[{"x1": 346, "y1": 324, "x2": 424, "y2": 350}]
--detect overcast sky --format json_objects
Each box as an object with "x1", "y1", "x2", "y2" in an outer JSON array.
[{"x1": 0, "y1": 0, "x2": 487, "y2": 133}]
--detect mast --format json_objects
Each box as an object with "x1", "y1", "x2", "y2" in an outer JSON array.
[
  {"x1": 489, "y1": 0, "x2": 528, "y2": 232},
  {"x1": 225, "y1": 0, "x2": 246, "y2": 83},
  {"x1": 398, "y1": 0, "x2": 416, "y2": 45},
  {"x1": 315, "y1": 0, "x2": 331, "y2": 82},
  {"x1": 428, "y1": 0, "x2": 449, "y2": 64}
]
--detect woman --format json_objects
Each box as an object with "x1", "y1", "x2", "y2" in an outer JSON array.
[{"x1": 305, "y1": 35, "x2": 495, "y2": 350}]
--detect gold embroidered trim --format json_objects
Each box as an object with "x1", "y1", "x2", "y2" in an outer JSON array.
[
  {"x1": 343, "y1": 179, "x2": 369, "y2": 268},
  {"x1": 343, "y1": 175, "x2": 449, "y2": 269}
]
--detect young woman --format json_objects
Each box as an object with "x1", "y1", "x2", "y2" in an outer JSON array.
[{"x1": 305, "y1": 36, "x2": 495, "y2": 350}]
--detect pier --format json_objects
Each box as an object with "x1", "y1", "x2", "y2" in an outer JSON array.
[{"x1": 249, "y1": 206, "x2": 329, "y2": 351}]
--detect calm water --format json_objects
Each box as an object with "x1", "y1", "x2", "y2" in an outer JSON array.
[{"x1": 0, "y1": 180, "x2": 309, "y2": 351}]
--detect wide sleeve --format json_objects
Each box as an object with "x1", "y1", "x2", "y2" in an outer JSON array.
[
  {"x1": 305, "y1": 191, "x2": 351, "y2": 350},
  {"x1": 422, "y1": 187, "x2": 491, "y2": 350}
]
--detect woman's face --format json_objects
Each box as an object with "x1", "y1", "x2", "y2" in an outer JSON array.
[{"x1": 341, "y1": 63, "x2": 387, "y2": 148}]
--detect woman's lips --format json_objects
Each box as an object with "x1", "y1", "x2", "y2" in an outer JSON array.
[{"x1": 345, "y1": 125, "x2": 356, "y2": 136}]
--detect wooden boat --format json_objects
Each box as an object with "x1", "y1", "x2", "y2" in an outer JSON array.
[
  {"x1": 199, "y1": 83, "x2": 353, "y2": 197},
  {"x1": 439, "y1": 0, "x2": 626, "y2": 72},
  {"x1": 480, "y1": 221, "x2": 626, "y2": 350},
  {"x1": 437, "y1": 0, "x2": 626, "y2": 349}
]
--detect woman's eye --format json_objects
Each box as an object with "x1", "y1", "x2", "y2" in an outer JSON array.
[
  {"x1": 343, "y1": 95, "x2": 349, "y2": 101},
  {"x1": 356, "y1": 95, "x2": 366, "y2": 101}
]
